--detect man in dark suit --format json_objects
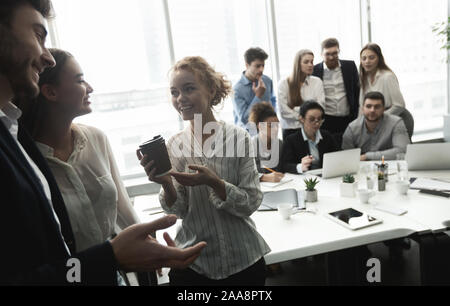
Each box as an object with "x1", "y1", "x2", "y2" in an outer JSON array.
[
  {"x1": 0, "y1": 0, "x2": 205, "y2": 285},
  {"x1": 312, "y1": 38, "x2": 360, "y2": 146}
]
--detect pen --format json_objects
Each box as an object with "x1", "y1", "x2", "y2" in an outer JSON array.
[
  {"x1": 149, "y1": 210, "x2": 165, "y2": 215},
  {"x1": 265, "y1": 167, "x2": 277, "y2": 173}
]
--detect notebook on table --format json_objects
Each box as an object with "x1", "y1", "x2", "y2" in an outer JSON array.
[
  {"x1": 260, "y1": 176, "x2": 294, "y2": 189},
  {"x1": 258, "y1": 188, "x2": 306, "y2": 211}
]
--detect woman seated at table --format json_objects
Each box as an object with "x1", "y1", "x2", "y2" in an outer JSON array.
[
  {"x1": 278, "y1": 49, "x2": 325, "y2": 140},
  {"x1": 248, "y1": 102, "x2": 284, "y2": 183},
  {"x1": 282, "y1": 101, "x2": 339, "y2": 174}
]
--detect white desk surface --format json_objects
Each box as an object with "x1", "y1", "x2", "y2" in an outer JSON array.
[
  {"x1": 257, "y1": 172, "x2": 430, "y2": 265},
  {"x1": 133, "y1": 164, "x2": 450, "y2": 267}
]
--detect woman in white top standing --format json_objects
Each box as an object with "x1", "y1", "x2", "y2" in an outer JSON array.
[
  {"x1": 19, "y1": 49, "x2": 140, "y2": 253},
  {"x1": 138, "y1": 56, "x2": 270, "y2": 286},
  {"x1": 359, "y1": 43, "x2": 406, "y2": 116},
  {"x1": 278, "y1": 49, "x2": 325, "y2": 140}
]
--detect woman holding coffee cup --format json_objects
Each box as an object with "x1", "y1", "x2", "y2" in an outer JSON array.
[
  {"x1": 17, "y1": 49, "x2": 140, "y2": 257},
  {"x1": 138, "y1": 56, "x2": 270, "y2": 286}
]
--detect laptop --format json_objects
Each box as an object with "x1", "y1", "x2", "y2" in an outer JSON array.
[
  {"x1": 307, "y1": 148, "x2": 361, "y2": 179},
  {"x1": 406, "y1": 143, "x2": 450, "y2": 171}
]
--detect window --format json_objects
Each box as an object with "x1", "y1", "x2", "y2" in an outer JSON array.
[
  {"x1": 274, "y1": 0, "x2": 362, "y2": 79},
  {"x1": 47, "y1": 0, "x2": 449, "y2": 180},
  {"x1": 370, "y1": 0, "x2": 448, "y2": 136},
  {"x1": 168, "y1": 0, "x2": 272, "y2": 123},
  {"x1": 51, "y1": 0, "x2": 175, "y2": 178}
]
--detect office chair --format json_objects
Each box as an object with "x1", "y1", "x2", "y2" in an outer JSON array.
[{"x1": 399, "y1": 107, "x2": 414, "y2": 141}]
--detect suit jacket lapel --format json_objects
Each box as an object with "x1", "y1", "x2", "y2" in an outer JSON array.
[
  {"x1": 340, "y1": 60, "x2": 352, "y2": 100},
  {"x1": 18, "y1": 125, "x2": 76, "y2": 254},
  {"x1": 0, "y1": 121, "x2": 48, "y2": 199},
  {"x1": 317, "y1": 62, "x2": 324, "y2": 79},
  {"x1": 0, "y1": 121, "x2": 74, "y2": 254}
]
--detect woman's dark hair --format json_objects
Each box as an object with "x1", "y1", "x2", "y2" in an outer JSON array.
[
  {"x1": 38, "y1": 48, "x2": 73, "y2": 87},
  {"x1": 18, "y1": 48, "x2": 73, "y2": 138},
  {"x1": 359, "y1": 43, "x2": 393, "y2": 91},
  {"x1": 248, "y1": 101, "x2": 277, "y2": 125},
  {"x1": 299, "y1": 100, "x2": 325, "y2": 118},
  {"x1": 0, "y1": 0, "x2": 53, "y2": 25},
  {"x1": 244, "y1": 47, "x2": 268, "y2": 65}
]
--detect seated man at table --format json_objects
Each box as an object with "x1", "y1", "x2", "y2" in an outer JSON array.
[
  {"x1": 282, "y1": 101, "x2": 339, "y2": 174},
  {"x1": 342, "y1": 91, "x2": 410, "y2": 161}
]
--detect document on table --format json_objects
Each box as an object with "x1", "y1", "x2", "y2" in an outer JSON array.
[
  {"x1": 410, "y1": 177, "x2": 450, "y2": 192},
  {"x1": 260, "y1": 176, "x2": 294, "y2": 188},
  {"x1": 259, "y1": 188, "x2": 306, "y2": 211}
]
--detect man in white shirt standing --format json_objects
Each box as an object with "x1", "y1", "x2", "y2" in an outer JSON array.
[
  {"x1": 0, "y1": 0, "x2": 205, "y2": 285},
  {"x1": 313, "y1": 38, "x2": 360, "y2": 146}
]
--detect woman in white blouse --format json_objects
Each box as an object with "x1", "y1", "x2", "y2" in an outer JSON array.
[
  {"x1": 19, "y1": 49, "x2": 140, "y2": 253},
  {"x1": 359, "y1": 43, "x2": 406, "y2": 116},
  {"x1": 138, "y1": 56, "x2": 270, "y2": 286},
  {"x1": 278, "y1": 49, "x2": 325, "y2": 140}
]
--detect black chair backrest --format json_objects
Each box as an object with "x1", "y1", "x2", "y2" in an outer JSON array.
[{"x1": 399, "y1": 108, "x2": 414, "y2": 141}]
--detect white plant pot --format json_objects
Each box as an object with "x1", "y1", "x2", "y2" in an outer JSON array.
[
  {"x1": 305, "y1": 190, "x2": 318, "y2": 202},
  {"x1": 340, "y1": 182, "x2": 356, "y2": 197}
]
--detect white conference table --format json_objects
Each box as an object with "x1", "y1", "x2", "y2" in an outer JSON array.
[
  {"x1": 256, "y1": 163, "x2": 450, "y2": 265},
  {"x1": 134, "y1": 161, "x2": 450, "y2": 268}
]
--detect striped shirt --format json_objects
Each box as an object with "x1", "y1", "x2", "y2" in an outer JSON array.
[{"x1": 160, "y1": 121, "x2": 270, "y2": 280}]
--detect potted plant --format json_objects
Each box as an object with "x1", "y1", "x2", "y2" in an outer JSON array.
[
  {"x1": 378, "y1": 172, "x2": 386, "y2": 191},
  {"x1": 304, "y1": 177, "x2": 319, "y2": 202},
  {"x1": 432, "y1": 17, "x2": 450, "y2": 62},
  {"x1": 340, "y1": 174, "x2": 356, "y2": 197}
]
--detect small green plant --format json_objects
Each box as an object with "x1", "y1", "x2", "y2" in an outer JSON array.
[
  {"x1": 432, "y1": 17, "x2": 450, "y2": 62},
  {"x1": 304, "y1": 177, "x2": 319, "y2": 191},
  {"x1": 342, "y1": 174, "x2": 355, "y2": 184}
]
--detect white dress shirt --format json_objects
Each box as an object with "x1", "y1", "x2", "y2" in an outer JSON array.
[
  {"x1": 322, "y1": 62, "x2": 350, "y2": 117},
  {"x1": 278, "y1": 76, "x2": 326, "y2": 130},
  {"x1": 359, "y1": 69, "x2": 406, "y2": 116},
  {"x1": 0, "y1": 102, "x2": 70, "y2": 256},
  {"x1": 36, "y1": 124, "x2": 140, "y2": 252},
  {"x1": 160, "y1": 121, "x2": 270, "y2": 280}
]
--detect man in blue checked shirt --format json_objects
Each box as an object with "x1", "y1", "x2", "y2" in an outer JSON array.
[{"x1": 232, "y1": 47, "x2": 277, "y2": 134}]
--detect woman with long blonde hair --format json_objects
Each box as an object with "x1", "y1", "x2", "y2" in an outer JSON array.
[{"x1": 278, "y1": 49, "x2": 325, "y2": 140}]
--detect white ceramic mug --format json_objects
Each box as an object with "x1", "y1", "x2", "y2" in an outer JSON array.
[
  {"x1": 358, "y1": 189, "x2": 375, "y2": 204},
  {"x1": 277, "y1": 203, "x2": 294, "y2": 220},
  {"x1": 396, "y1": 180, "x2": 410, "y2": 195}
]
